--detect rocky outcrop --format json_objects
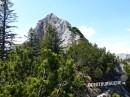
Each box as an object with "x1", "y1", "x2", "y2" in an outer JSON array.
[{"x1": 33, "y1": 13, "x2": 80, "y2": 46}]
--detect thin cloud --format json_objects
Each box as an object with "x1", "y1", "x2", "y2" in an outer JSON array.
[
  {"x1": 14, "y1": 35, "x2": 26, "y2": 44},
  {"x1": 127, "y1": 28, "x2": 130, "y2": 32},
  {"x1": 79, "y1": 26, "x2": 96, "y2": 38},
  {"x1": 97, "y1": 41, "x2": 130, "y2": 54}
]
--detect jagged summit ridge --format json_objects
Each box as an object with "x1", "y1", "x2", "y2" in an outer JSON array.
[{"x1": 33, "y1": 13, "x2": 80, "y2": 46}]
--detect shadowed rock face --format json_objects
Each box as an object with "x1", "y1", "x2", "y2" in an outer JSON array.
[{"x1": 33, "y1": 13, "x2": 80, "y2": 46}]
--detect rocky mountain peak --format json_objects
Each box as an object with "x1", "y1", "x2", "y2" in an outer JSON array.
[
  {"x1": 32, "y1": 13, "x2": 81, "y2": 46},
  {"x1": 45, "y1": 13, "x2": 60, "y2": 21}
]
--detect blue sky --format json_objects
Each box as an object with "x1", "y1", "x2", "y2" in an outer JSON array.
[{"x1": 12, "y1": 0, "x2": 130, "y2": 54}]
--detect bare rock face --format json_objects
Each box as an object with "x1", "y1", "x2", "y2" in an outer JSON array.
[{"x1": 33, "y1": 13, "x2": 80, "y2": 46}]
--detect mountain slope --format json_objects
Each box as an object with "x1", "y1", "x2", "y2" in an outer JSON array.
[{"x1": 25, "y1": 13, "x2": 129, "y2": 96}]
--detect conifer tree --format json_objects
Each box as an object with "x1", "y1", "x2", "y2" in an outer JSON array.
[
  {"x1": 0, "y1": 0, "x2": 16, "y2": 60},
  {"x1": 28, "y1": 28, "x2": 40, "y2": 59},
  {"x1": 42, "y1": 24, "x2": 62, "y2": 54}
]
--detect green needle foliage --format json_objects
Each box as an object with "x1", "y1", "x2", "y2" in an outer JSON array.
[
  {"x1": 0, "y1": 1, "x2": 121, "y2": 96},
  {"x1": 0, "y1": 24, "x2": 119, "y2": 96}
]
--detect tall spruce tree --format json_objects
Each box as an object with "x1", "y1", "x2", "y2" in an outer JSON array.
[
  {"x1": 0, "y1": 0, "x2": 16, "y2": 60},
  {"x1": 42, "y1": 24, "x2": 63, "y2": 54},
  {"x1": 28, "y1": 28, "x2": 40, "y2": 59}
]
